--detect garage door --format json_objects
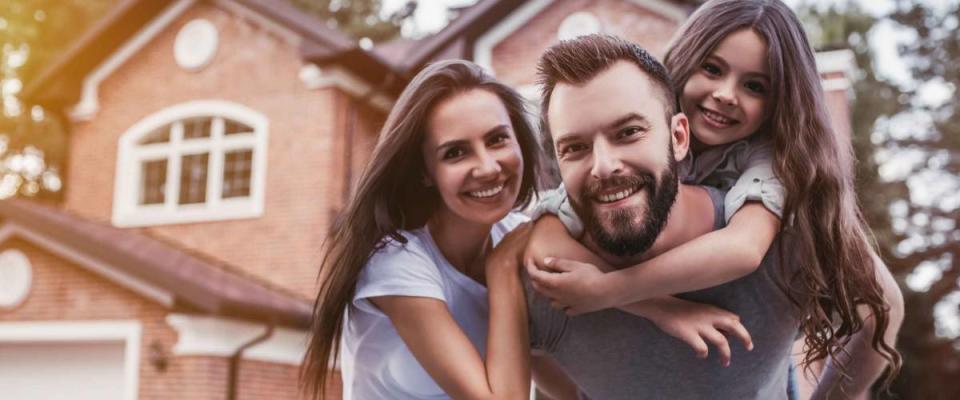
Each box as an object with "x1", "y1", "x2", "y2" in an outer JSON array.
[{"x1": 0, "y1": 341, "x2": 127, "y2": 400}]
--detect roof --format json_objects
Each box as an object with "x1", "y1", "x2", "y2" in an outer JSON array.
[{"x1": 0, "y1": 198, "x2": 312, "y2": 329}]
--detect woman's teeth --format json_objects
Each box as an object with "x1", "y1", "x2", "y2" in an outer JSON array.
[{"x1": 468, "y1": 184, "x2": 504, "y2": 198}]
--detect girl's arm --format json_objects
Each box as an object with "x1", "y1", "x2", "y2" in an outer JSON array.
[
  {"x1": 523, "y1": 217, "x2": 754, "y2": 366},
  {"x1": 368, "y1": 224, "x2": 533, "y2": 400},
  {"x1": 530, "y1": 354, "x2": 581, "y2": 400},
  {"x1": 527, "y1": 202, "x2": 779, "y2": 314}
]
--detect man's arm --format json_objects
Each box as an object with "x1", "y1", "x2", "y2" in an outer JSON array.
[{"x1": 810, "y1": 251, "x2": 904, "y2": 399}]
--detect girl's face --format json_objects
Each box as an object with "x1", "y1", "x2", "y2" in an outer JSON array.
[
  {"x1": 680, "y1": 28, "x2": 770, "y2": 146},
  {"x1": 422, "y1": 89, "x2": 523, "y2": 226}
]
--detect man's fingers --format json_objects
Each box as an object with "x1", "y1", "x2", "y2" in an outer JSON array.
[
  {"x1": 716, "y1": 317, "x2": 754, "y2": 351},
  {"x1": 701, "y1": 329, "x2": 731, "y2": 367}
]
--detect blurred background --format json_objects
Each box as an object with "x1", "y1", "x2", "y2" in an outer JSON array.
[{"x1": 0, "y1": 0, "x2": 956, "y2": 399}]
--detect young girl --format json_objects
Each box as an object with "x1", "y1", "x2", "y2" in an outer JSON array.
[{"x1": 526, "y1": 0, "x2": 902, "y2": 395}]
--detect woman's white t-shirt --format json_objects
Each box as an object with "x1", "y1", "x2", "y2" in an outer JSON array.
[{"x1": 340, "y1": 212, "x2": 529, "y2": 399}]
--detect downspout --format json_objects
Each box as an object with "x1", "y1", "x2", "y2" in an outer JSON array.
[
  {"x1": 227, "y1": 324, "x2": 275, "y2": 400},
  {"x1": 341, "y1": 72, "x2": 397, "y2": 205}
]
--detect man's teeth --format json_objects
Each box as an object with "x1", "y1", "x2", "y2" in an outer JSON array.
[
  {"x1": 597, "y1": 187, "x2": 638, "y2": 203},
  {"x1": 703, "y1": 108, "x2": 736, "y2": 125},
  {"x1": 469, "y1": 184, "x2": 504, "y2": 198}
]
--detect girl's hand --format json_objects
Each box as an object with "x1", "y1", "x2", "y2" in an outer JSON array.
[
  {"x1": 625, "y1": 297, "x2": 754, "y2": 367},
  {"x1": 487, "y1": 222, "x2": 533, "y2": 274},
  {"x1": 525, "y1": 257, "x2": 614, "y2": 315}
]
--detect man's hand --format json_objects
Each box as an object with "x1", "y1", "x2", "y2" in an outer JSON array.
[
  {"x1": 624, "y1": 297, "x2": 754, "y2": 367},
  {"x1": 525, "y1": 257, "x2": 615, "y2": 315}
]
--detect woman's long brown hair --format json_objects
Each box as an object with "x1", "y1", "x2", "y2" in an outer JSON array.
[
  {"x1": 664, "y1": 0, "x2": 901, "y2": 390},
  {"x1": 300, "y1": 60, "x2": 541, "y2": 398}
]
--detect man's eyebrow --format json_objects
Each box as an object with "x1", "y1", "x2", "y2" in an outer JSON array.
[{"x1": 607, "y1": 113, "x2": 651, "y2": 131}]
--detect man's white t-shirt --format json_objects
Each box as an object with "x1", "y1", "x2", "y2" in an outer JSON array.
[{"x1": 340, "y1": 212, "x2": 529, "y2": 399}]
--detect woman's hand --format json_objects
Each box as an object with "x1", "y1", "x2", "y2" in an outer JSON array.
[{"x1": 623, "y1": 297, "x2": 754, "y2": 367}]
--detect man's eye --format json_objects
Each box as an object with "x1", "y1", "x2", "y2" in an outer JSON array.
[
  {"x1": 745, "y1": 81, "x2": 767, "y2": 95},
  {"x1": 558, "y1": 143, "x2": 587, "y2": 157},
  {"x1": 443, "y1": 147, "x2": 466, "y2": 160},
  {"x1": 617, "y1": 127, "x2": 645, "y2": 139},
  {"x1": 702, "y1": 63, "x2": 722, "y2": 76}
]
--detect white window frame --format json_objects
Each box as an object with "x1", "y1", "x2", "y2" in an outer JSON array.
[{"x1": 112, "y1": 100, "x2": 268, "y2": 227}]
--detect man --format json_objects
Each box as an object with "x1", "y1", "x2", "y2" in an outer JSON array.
[{"x1": 490, "y1": 34, "x2": 901, "y2": 399}]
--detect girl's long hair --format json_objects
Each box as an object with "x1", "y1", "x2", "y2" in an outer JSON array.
[
  {"x1": 300, "y1": 60, "x2": 540, "y2": 398},
  {"x1": 664, "y1": 0, "x2": 901, "y2": 390}
]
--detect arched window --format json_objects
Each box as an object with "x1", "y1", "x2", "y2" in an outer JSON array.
[{"x1": 113, "y1": 100, "x2": 268, "y2": 227}]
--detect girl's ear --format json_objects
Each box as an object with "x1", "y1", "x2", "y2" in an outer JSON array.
[{"x1": 670, "y1": 113, "x2": 691, "y2": 161}]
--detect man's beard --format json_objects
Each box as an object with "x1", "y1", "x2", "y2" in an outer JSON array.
[{"x1": 569, "y1": 148, "x2": 678, "y2": 258}]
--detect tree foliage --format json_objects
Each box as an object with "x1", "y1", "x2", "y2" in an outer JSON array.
[{"x1": 801, "y1": 1, "x2": 959, "y2": 398}]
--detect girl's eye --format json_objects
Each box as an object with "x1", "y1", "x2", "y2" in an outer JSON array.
[
  {"x1": 443, "y1": 147, "x2": 465, "y2": 160},
  {"x1": 702, "y1": 63, "x2": 722, "y2": 76},
  {"x1": 745, "y1": 81, "x2": 767, "y2": 94}
]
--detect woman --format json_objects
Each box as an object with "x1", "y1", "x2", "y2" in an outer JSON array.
[{"x1": 301, "y1": 60, "x2": 542, "y2": 399}]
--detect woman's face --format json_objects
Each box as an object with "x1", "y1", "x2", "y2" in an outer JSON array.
[
  {"x1": 680, "y1": 28, "x2": 770, "y2": 146},
  {"x1": 422, "y1": 89, "x2": 524, "y2": 226}
]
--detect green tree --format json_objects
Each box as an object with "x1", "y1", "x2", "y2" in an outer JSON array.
[{"x1": 290, "y1": 0, "x2": 412, "y2": 43}]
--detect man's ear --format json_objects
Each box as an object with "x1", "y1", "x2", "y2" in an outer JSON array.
[{"x1": 670, "y1": 113, "x2": 691, "y2": 161}]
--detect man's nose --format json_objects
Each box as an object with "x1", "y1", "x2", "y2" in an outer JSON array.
[{"x1": 590, "y1": 139, "x2": 623, "y2": 179}]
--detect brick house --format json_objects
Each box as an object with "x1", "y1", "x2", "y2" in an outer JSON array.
[{"x1": 0, "y1": 0, "x2": 856, "y2": 399}]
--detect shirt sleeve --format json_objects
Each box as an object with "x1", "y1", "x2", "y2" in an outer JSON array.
[
  {"x1": 724, "y1": 140, "x2": 786, "y2": 223},
  {"x1": 529, "y1": 184, "x2": 585, "y2": 238},
  {"x1": 523, "y1": 272, "x2": 569, "y2": 353},
  {"x1": 352, "y1": 235, "x2": 446, "y2": 316}
]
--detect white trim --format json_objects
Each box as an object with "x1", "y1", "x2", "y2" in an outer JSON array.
[
  {"x1": 0, "y1": 320, "x2": 142, "y2": 400},
  {"x1": 0, "y1": 223, "x2": 175, "y2": 307},
  {"x1": 474, "y1": 0, "x2": 553, "y2": 74},
  {"x1": 815, "y1": 49, "x2": 857, "y2": 77},
  {"x1": 166, "y1": 314, "x2": 307, "y2": 365},
  {"x1": 298, "y1": 64, "x2": 394, "y2": 112},
  {"x1": 821, "y1": 77, "x2": 851, "y2": 92},
  {"x1": 0, "y1": 249, "x2": 32, "y2": 309},
  {"x1": 70, "y1": 0, "x2": 197, "y2": 121},
  {"x1": 112, "y1": 100, "x2": 269, "y2": 228},
  {"x1": 473, "y1": 0, "x2": 686, "y2": 75}
]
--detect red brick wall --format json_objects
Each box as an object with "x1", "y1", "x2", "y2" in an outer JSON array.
[
  {"x1": 61, "y1": 2, "x2": 384, "y2": 299},
  {"x1": 491, "y1": 0, "x2": 681, "y2": 87}
]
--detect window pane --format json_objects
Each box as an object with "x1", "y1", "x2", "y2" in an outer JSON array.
[
  {"x1": 222, "y1": 150, "x2": 252, "y2": 198},
  {"x1": 183, "y1": 118, "x2": 212, "y2": 139},
  {"x1": 223, "y1": 119, "x2": 253, "y2": 136},
  {"x1": 141, "y1": 126, "x2": 170, "y2": 144},
  {"x1": 140, "y1": 159, "x2": 167, "y2": 205},
  {"x1": 179, "y1": 153, "x2": 209, "y2": 204}
]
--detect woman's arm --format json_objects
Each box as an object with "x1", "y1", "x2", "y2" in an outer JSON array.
[
  {"x1": 530, "y1": 354, "x2": 581, "y2": 400},
  {"x1": 527, "y1": 202, "x2": 779, "y2": 314},
  {"x1": 368, "y1": 224, "x2": 533, "y2": 400}
]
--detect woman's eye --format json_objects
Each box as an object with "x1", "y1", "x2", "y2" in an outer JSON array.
[
  {"x1": 745, "y1": 81, "x2": 767, "y2": 95},
  {"x1": 702, "y1": 63, "x2": 722, "y2": 76},
  {"x1": 487, "y1": 133, "x2": 510, "y2": 146},
  {"x1": 443, "y1": 147, "x2": 465, "y2": 160}
]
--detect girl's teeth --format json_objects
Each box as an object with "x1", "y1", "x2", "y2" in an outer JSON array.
[
  {"x1": 469, "y1": 184, "x2": 504, "y2": 198},
  {"x1": 703, "y1": 109, "x2": 735, "y2": 125}
]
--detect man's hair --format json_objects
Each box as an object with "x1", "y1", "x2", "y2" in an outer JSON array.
[{"x1": 536, "y1": 34, "x2": 676, "y2": 157}]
